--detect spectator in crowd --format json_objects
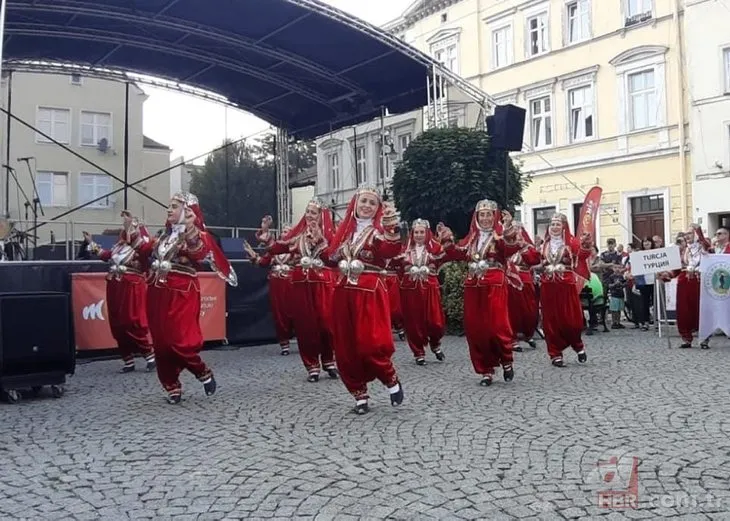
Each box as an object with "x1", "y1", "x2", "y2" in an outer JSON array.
[
  {"x1": 626, "y1": 237, "x2": 656, "y2": 331},
  {"x1": 653, "y1": 235, "x2": 664, "y2": 249},
  {"x1": 607, "y1": 266, "x2": 626, "y2": 329}
]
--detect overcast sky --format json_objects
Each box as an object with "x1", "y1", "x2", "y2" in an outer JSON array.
[{"x1": 142, "y1": 0, "x2": 412, "y2": 163}]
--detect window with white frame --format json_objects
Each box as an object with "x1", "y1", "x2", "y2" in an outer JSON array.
[
  {"x1": 526, "y1": 12, "x2": 549, "y2": 57},
  {"x1": 492, "y1": 25, "x2": 513, "y2": 69},
  {"x1": 724, "y1": 48, "x2": 730, "y2": 93},
  {"x1": 529, "y1": 96, "x2": 553, "y2": 148},
  {"x1": 568, "y1": 84, "x2": 594, "y2": 142},
  {"x1": 355, "y1": 146, "x2": 367, "y2": 185},
  {"x1": 327, "y1": 152, "x2": 340, "y2": 191},
  {"x1": 36, "y1": 108, "x2": 70, "y2": 144},
  {"x1": 566, "y1": 0, "x2": 590, "y2": 44},
  {"x1": 625, "y1": 0, "x2": 653, "y2": 26},
  {"x1": 36, "y1": 171, "x2": 68, "y2": 207},
  {"x1": 80, "y1": 111, "x2": 112, "y2": 147},
  {"x1": 627, "y1": 69, "x2": 657, "y2": 131},
  {"x1": 432, "y1": 43, "x2": 458, "y2": 73},
  {"x1": 398, "y1": 134, "x2": 411, "y2": 158},
  {"x1": 79, "y1": 173, "x2": 114, "y2": 208}
]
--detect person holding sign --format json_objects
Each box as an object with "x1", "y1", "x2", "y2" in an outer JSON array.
[
  {"x1": 252, "y1": 216, "x2": 296, "y2": 356},
  {"x1": 538, "y1": 213, "x2": 593, "y2": 367},
  {"x1": 249, "y1": 201, "x2": 339, "y2": 382},
  {"x1": 83, "y1": 212, "x2": 156, "y2": 374},
  {"x1": 662, "y1": 225, "x2": 712, "y2": 349}
]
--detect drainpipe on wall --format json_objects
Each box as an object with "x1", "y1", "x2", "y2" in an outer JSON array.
[{"x1": 673, "y1": 0, "x2": 688, "y2": 230}]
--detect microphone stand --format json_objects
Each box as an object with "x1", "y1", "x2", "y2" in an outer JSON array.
[
  {"x1": 1, "y1": 165, "x2": 33, "y2": 260},
  {"x1": 19, "y1": 158, "x2": 44, "y2": 259}
]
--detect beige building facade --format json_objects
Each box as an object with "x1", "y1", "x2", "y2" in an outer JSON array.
[
  {"x1": 0, "y1": 71, "x2": 171, "y2": 248},
  {"x1": 332, "y1": 0, "x2": 690, "y2": 248}
]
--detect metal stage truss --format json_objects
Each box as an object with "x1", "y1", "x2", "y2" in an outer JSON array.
[{"x1": 0, "y1": 0, "x2": 494, "y2": 229}]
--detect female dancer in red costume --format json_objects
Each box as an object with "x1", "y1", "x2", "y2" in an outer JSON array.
[
  {"x1": 135, "y1": 192, "x2": 237, "y2": 404},
  {"x1": 505, "y1": 223, "x2": 542, "y2": 352},
  {"x1": 663, "y1": 225, "x2": 711, "y2": 349},
  {"x1": 396, "y1": 218, "x2": 447, "y2": 365},
  {"x1": 438, "y1": 199, "x2": 520, "y2": 386},
  {"x1": 539, "y1": 213, "x2": 593, "y2": 367},
  {"x1": 250, "y1": 199, "x2": 338, "y2": 381},
  {"x1": 324, "y1": 185, "x2": 404, "y2": 415},
  {"x1": 255, "y1": 218, "x2": 295, "y2": 355},
  {"x1": 383, "y1": 261, "x2": 406, "y2": 341},
  {"x1": 84, "y1": 211, "x2": 155, "y2": 373}
]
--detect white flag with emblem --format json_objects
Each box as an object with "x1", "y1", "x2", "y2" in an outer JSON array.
[{"x1": 699, "y1": 254, "x2": 730, "y2": 339}]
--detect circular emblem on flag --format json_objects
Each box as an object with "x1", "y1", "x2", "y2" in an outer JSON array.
[{"x1": 705, "y1": 262, "x2": 730, "y2": 300}]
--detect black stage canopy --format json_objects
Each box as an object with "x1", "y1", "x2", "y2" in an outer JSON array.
[{"x1": 3, "y1": 0, "x2": 456, "y2": 139}]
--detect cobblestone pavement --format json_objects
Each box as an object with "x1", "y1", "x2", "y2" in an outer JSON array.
[{"x1": 2, "y1": 328, "x2": 730, "y2": 520}]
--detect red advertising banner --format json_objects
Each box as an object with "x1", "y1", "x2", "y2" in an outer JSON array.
[
  {"x1": 577, "y1": 186, "x2": 603, "y2": 239},
  {"x1": 71, "y1": 272, "x2": 227, "y2": 351}
]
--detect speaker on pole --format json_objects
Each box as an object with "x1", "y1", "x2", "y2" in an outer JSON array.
[{"x1": 487, "y1": 104, "x2": 527, "y2": 152}]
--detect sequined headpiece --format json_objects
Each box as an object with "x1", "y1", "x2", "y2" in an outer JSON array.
[
  {"x1": 307, "y1": 198, "x2": 326, "y2": 209},
  {"x1": 355, "y1": 183, "x2": 381, "y2": 201},
  {"x1": 475, "y1": 199, "x2": 498, "y2": 212},
  {"x1": 551, "y1": 212, "x2": 568, "y2": 224},
  {"x1": 411, "y1": 218, "x2": 430, "y2": 229},
  {"x1": 171, "y1": 191, "x2": 199, "y2": 207}
]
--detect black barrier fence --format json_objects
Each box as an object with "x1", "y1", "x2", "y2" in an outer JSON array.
[{"x1": 0, "y1": 260, "x2": 276, "y2": 356}]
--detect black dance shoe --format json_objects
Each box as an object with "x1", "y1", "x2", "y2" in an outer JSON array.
[
  {"x1": 121, "y1": 365, "x2": 135, "y2": 374},
  {"x1": 415, "y1": 358, "x2": 426, "y2": 366},
  {"x1": 578, "y1": 351, "x2": 587, "y2": 363},
  {"x1": 503, "y1": 365, "x2": 514, "y2": 382},
  {"x1": 354, "y1": 402, "x2": 369, "y2": 415},
  {"x1": 390, "y1": 383, "x2": 404, "y2": 406},
  {"x1": 166, "y1": 393, "x2": 181, "y2": 405},
  {"x1": 513, "y1": 344, "x2": 523, "y2": 352},
  {"x1": 326, "y1": 368, "x2": 339, "y2": 379},
  {"x1": 280, "y1": 347, "x2": 290, "y2": 356},
  {"x1": 146, "y1": 359, "x2": 156, "y2": 372},
  {"x1": 551, "y1": 358, "x2": 565, "y2": 368},
  {"x1": 527, "y1": 339, "x2": 537, "y2": 349},
  {"x1": 435, "y1": 350, "x2": 446, "y2": 362},
  {"x1": 307, "y1": 374, "x2": 320, "y2": 383},
  {"x1": 203, "y1": 377, "x2": 217, "y2": 396},
  {"x1": 480, "y1": 375, "x2": 493, "y2": 386},
  {"x1": 700, "y1": 341, "x2": 710, "y2": 350},
  {"x1": 679, "y1": 343, "x2": 692, "y2": 349},
  {"x1": 397, "y1": 329, "x2": 406, "y2": 341}
]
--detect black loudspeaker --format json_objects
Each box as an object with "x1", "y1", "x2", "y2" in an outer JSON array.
[
  {"x1": 487, "y1": 104, "x2": 527, "y2": 152},
  {"x1": 0, "y1": 292, "x2": 74, "y2": 386}
]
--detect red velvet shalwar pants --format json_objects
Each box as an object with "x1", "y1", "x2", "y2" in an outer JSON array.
[
  {"x1": 540, "y1": 274, "x2": 585, "y2": 360},
  {"x1": 676, "y1": 273, "x2": 700, "y2": 343},
  {"x1": 399, "y1": 279, "x2": 445, "y2": 359},
  {"x1": 268, "y1": 275, "x2": 294, "y2": 347},
  {"x1": 463, "y1": 274, "x2": 514, "y2": 376},
  {"x1": 508, "y1": 282, "x2": 539, "y2": 342},
  {"x1": 331, "y1": 274, "x2": 398, "y2": 401},
  {"x1": 106, "y1": 273, "x2": 154, "y2": 365},
  {"x1": 289, "y1": 271, "x2": 335, "y2": 375},
  {"x1": 385, "y1": 274, "x2": 404, "y2": 330},
  {"x1": 147, "y1": 274, "x2": 212, "y2": 395}
]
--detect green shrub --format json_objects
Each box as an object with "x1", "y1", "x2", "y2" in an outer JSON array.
[{"x1": 441, "y1": 262, "x2": 467, "y2": 335}]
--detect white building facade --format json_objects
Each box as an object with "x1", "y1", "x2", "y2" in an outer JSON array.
[
  {"x1": 0, "y1": 71, "x2": 171, "y2": 246},
  {"x1": 686, "y1": 0, "x2": 730, "y2": 233}
]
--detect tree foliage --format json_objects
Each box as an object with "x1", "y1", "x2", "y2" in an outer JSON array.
[
  {"x1": 189, "y1": 134, "x2": 316, "y2": 230},
  {"x1": 391, "y1": 127, "x2": 529, "y2": 238}
]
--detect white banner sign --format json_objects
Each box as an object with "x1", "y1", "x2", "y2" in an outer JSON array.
[
  {"x1": 699, "y1": 254, "x2": 730, "y2": 339},
  {"x1": 629, "y1": 246, "x2": 682, "y2": 276}
]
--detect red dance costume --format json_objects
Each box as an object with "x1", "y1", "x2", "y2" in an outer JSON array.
[
  {"x1": 88, "y1": 220, "x2": 155, "y2": 372},
  {"x1": 136, "y1": 192, "x2": 237, "y2": 403},
  {"x1": 256, "y1": 200, "x2": 338, "y2": 380},
  {"x1": 539, "y1": 213, "x2": 592, "y2": 366},
  {"x1": 673, "y1": 227, "x2": 711, "y2": 348},
  {"x1": 395, "y1": 219, "x2": 446, "y2": 363},
  {"x1": 383, "y1": 262, "x2": 405, "y2": 338},
  {"x1": 505, "y1": 226, "x2": 542, "y2": 350},
  {"x1": 324, "y1": 186, "x2": 404, "y2": 414},
  {"x1": 256, "y1": 229, "x2": 295, "y2": 354},
  {"x1": 442, "y1": 200, "x2": 521, "y2": 385}
]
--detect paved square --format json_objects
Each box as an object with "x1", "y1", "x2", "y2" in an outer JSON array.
[{"x1": 2, "y1": 328, "x2": 730, "y2": 520}]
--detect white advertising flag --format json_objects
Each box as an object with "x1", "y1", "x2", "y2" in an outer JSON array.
[{"x1": 699, "y1": 254, "x2": 730, "y2": 340}]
